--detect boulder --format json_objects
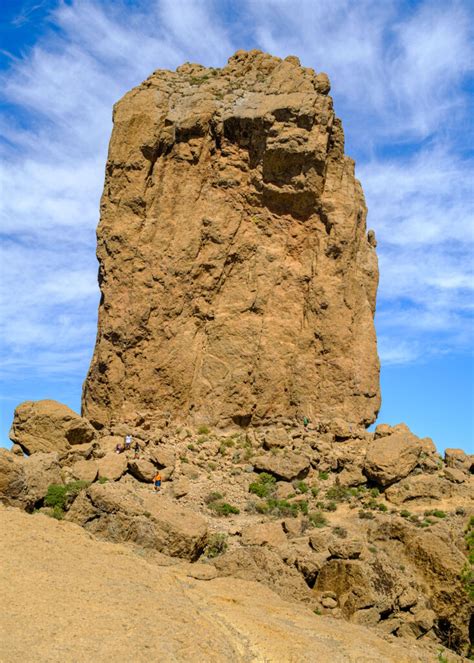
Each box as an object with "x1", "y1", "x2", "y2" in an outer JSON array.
[
  {"x1": 263, "y1": 428, "x2": 289, "y2": 450},
  {"x1": 385, "y1": 474, "x2": 456, "y2": 505},
  {"x1": 253, "y1": 452, "x2": 310, "y2": 481},
  {"x1": 213, "y1": 546, "x2": 311, "y2": 605},
  {"x1": 0, "y1": 449, "x2": 26, "y2": 504},
  {"x1": 445, "y1": 448, "x2": 473, "y2": 473},
  {"x1": 9, "y1": 400, "x2": 96, "y2": 455},
  {"x1": 328, "y1": 540, "x2": 363, "y2": 560},
  {"x1": 22, "y1": 452, "x2": 62, "y2": 503},
  {"x1": 172, "y1": 477, "x2": 190, "y2": 499},
  {"x1": 148, "y1": 447, "x2": 176, "y2": 470},
  {"x1": 364, "y1": 430, "x2": 423, "y2": 487},
  {"x1": 241, "y1": 522, "x2": 287, "y2": 547},
  {"x1": 97, "y1": 452, "x2": 128, "y2": 481},
  {"x1": 128, "y1": 458, "x2": 156, "y2": 483},
  {"x1": 71, "y1": 459, "x2": 98, "y2": 483},
  {"x1": 67, "y1": 483, "x2": 207, "y2": 560}
]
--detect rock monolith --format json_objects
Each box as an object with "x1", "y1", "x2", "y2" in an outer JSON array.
[{"x1": 82, "y1": 50, "x2": 380, "y2": 430}]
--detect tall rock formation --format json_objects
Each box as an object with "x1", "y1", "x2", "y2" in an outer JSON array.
[{"x1": 82, "y1": 50, "x2": 380, "y2": 430}]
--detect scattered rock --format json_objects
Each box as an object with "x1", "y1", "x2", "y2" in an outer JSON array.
[{"x1": 241, "y1": 522, "x2": 287, "y2": 547}]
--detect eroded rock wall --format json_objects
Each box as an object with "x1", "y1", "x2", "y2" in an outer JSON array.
[{"x1": 82, "y1": 50, "x2": 380, "y2": 430}]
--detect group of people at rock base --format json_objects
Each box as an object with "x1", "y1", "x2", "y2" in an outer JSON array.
[{"x1": 114, "y1": 435, "x2": 162, "y2": 491}]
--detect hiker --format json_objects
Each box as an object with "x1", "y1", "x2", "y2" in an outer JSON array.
[
  {"x1": 125, "y1": 434, "x2": 132, "y2": 450},
  {"x1": 303, "y1": 416, "x2": 310, "y2": 430},
  {"x1": 153, "y1": 471, "x2": 162, "y2": 492},
  {"x1": 115, "y1": 443, "x2": 123, "y2": 454},
  {"x1": 133, "y1": 441, "x2": 140, "y2": 459}
]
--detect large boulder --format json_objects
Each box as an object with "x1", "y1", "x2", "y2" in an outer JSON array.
[
  {"x1": 363, "y1": 429, "x2": 424, "y2": 487},
  {"x1": 9, "y1": 400, "x2": 96, "y2": 455},
  {"x1": 0, "y1": 449, "x2": 26, "y2": 504},
  {"x1": 81, "y1": 50, "x2": 380, "y2": 431},
  {"x1": 241, "y1": 521, "x2": 287, "y2": 547},
  {"x1": 253, "y1": 452, "x2": 310, "y2": 481},
  {"x1": 67, "y1": 482, "x2": 207, "y2": 560},
  {"x1": 22, "y1": 452, "x2": 62, "y2": 504},
  {"x1": 97, "y1": 452, "x2": 128, "y2": 481}
]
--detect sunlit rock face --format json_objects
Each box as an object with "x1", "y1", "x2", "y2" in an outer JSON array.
[{"x1": 82, "y1": 50, "x2": 380, "y2": 430}]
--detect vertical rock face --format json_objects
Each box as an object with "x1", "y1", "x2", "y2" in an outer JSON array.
[{"x1": 82, "y1": 50, "x2": 380, "y2": 430}]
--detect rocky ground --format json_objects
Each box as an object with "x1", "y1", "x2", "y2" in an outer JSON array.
[
  {"x1": 0, "y1": 506, "x2": 468, "y2": 663},
  {"x1": 2, "y1": 399, "x2": 473, "y2": 660}
]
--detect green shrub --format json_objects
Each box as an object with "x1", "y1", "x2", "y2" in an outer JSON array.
[
  {"x1": 205, "y1": 491, "x2": 223, "y2": 504},
  {"x1": 376, "y1": 503, "x2": 388, "y2": 512},
  {"x1": 326, "y1": 486, "x2": 351, "y2": 502},
  {"x1": 48, "y1": 505, "x2": 65, "y2": 520},
  {"x1": 369, "y1": 487, "x2": 380, "y2": 498},
  {"x1": 187, "y1": 443, "x2": 196, "y2": 451},
  {"x1": 209, "y1": 501, "x2": 240, "y2": 517},
  {"x1": 197, "y1": 425, "x2": 210, "y2": 435},
  {"x1": 318, "y1": 471, "x2": 329, "y2": 480},
  {"x1": 294, "y1": 480, "x2": 309, "y2": 494},
  {"x1": 308, "y1": 510, "x2": 328, "y2": 528},
  {"x1": 44, "y1": 481, "x2": 90, "y2": 511},
  {"x1": 400, "y1": 509, "x2": 411, "y2": 518},
  {"x1": 98, "y1": 477, "x2": 108, "y2": 484},
  {"x1": 310, "y1": 486, "x2": 320, "y2": 497},
  {"x1": 358, "y1": 509, "x2": 375, "y2": 520},
  {"x1": 248, "y1": 472, "x2": 276, "y2": 498},
  {"x1": 324, "y1": 501, "x2": 337, "y2": 512},
  {"x1": 295, "y1": 500, "x2": 309, "y2": 515},
  {"x1": 432, "y1": 510, "x2": 447, "y2": 519},
  {"x1": 204, "y1": 533, "x2": 228, "y2": 558}
]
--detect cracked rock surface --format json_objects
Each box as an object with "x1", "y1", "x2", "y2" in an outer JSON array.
[{"x1": 82, "y1": 49, "x2": 380, "y2": 431}]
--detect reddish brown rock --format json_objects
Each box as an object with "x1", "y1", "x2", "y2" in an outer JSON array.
[{"x1": 82, "y1": 49, "x2": 380, "y2": 431}]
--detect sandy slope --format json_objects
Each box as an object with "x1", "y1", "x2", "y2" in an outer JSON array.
[{"x1": 0, "y1": 506, "x2": 459, "y2": 662}]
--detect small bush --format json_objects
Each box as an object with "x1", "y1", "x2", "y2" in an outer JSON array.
[
  {"x1": 205, "y1": 491, "x2": 223, "y2": 504},
  {"x1": 204, "y1": 533, "x2": 228, "y2": 558},
  {"x1": 308, "y1": 510, "x2": 328, "y2": 528},
  {"x1": 318, "y1": 471, "x2": 329, "y2": 480},
  {"x1": 432, "y1": 510, "x2": 447, "y2": 519},
  {"x1": 376, "y1": 503, "x2": 388, "y2": 512},
  {"x1": 332, "y1": 526, "x2": 347, "y2": 538},
  {"x1": 197, "y1": 425, "x2": 210, "y2": 435},
  {"x1": 248, "y1": 472, "x2": 276, "y2": 498},
  {"x1": 187, "y1": 443, "x2": 196, "y2": 451},
  {"x1": 369, "y1": 487, "x2": 380, "y2": 498},
  {"x1": 44, "y1": 481, "x2": 90, "y2": 511},
  {"x1": 324, "y1": 501, "x2": 337, "y2": 512},
  {"x1": 209, "y1": 501, "x2": 240, "y2": 517},
  {"x1": 326, "y1": 486, "x2": 351, "y2": 502},
  {"x1": 310, "y1": 486, "x2": 320, "y2": 497},
  {"x1": 294, "y1": 480, "x2": 309, "y2": 494},
  {"x1": 98, "y1": 477, "x2": 108, "y2": 484},
  {"x1": 368, "y1": 546, "x2": 377, "y2": 554},
  {"x1": 400, "y1": 509, "x2": 411, "y2": 518},
  {"x1": 358, "y1": 509, "x2": 375, "y2": 520}
]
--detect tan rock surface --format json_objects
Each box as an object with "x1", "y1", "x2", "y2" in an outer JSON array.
[
  {"x1": 9, "y1": 400, "x2": 96, "y2": 455},
  {"x1": 82, "y1": 49, "x2": 380, "y2": 431},
  {"x1": 67, "y1": 482, "x2": 207, "y2": 560},
  {"x1": 364, "y1": 430, "x2": 423, "y2": 486},
  {"x1": 1, "y1": 506, "x2": 451, "y2": 663}
]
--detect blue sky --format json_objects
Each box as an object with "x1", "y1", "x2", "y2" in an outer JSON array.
[{"x1": 0, "y1": 0, "x2": 473, "y2": 453}]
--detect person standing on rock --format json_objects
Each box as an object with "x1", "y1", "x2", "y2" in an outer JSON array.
[
  {"x1": 153, "y1": 471, "x2": 162, "y2": 492},
  {"x1": 133, "y1": 441, "x2": 140, "y2": 459},
  {"x1": 125, "y1": 434, "x2": 132, "y2": 451}
]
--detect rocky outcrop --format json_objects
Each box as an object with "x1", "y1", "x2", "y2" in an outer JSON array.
[
  {"x1": 82, "y1": 49, "x2": 380, "y2": 431},
  {"x1": 67, "y1": 482, "x2": 207, "y2": 560},
  {"x1": 9, "y1": 400, "x2": 96, "y2": 455}
]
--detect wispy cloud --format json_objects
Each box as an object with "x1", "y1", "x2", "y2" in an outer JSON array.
[{"x1": 0, "y1": 0, "x2": 472, "y2": 385}]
